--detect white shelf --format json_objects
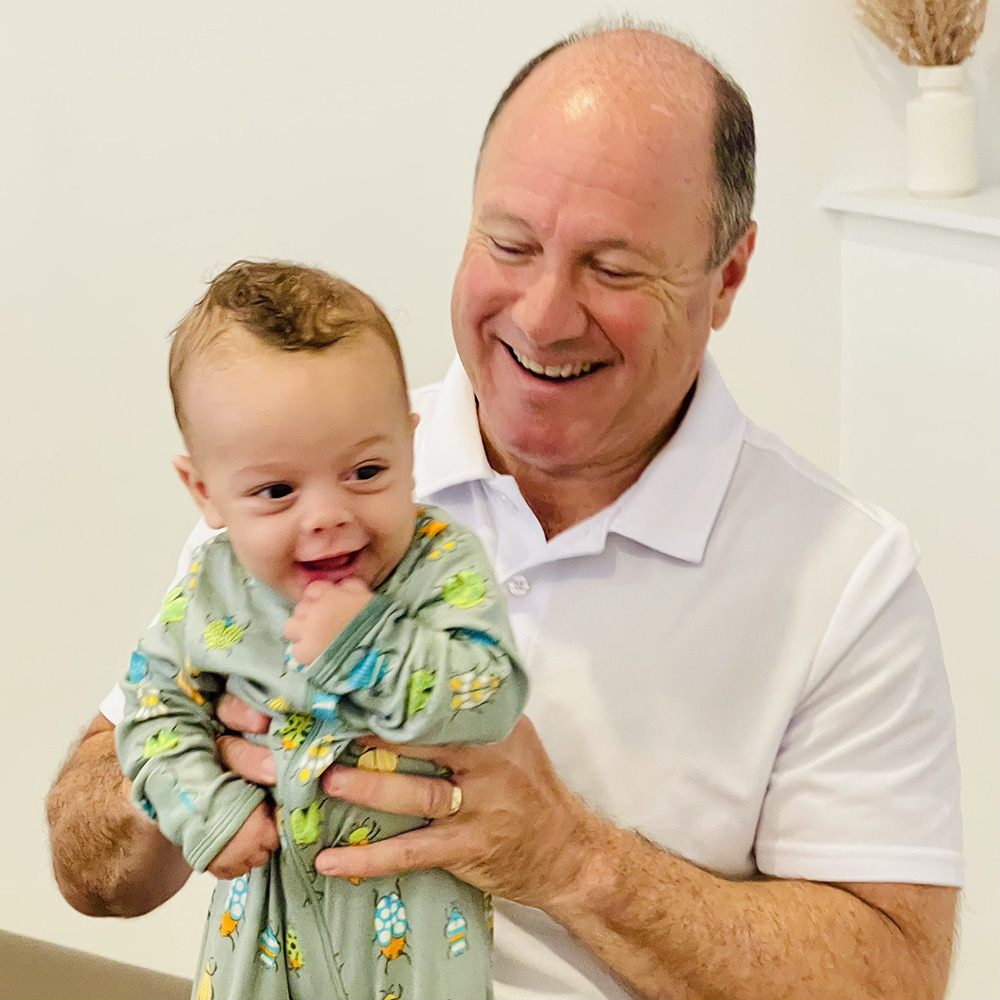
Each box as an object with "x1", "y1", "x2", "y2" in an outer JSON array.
[
  {"x1": 821, "y1": 186, "x2": 1000, "y2": 236},
  {"x1": 821, "y1": 186, "x2": 1000, "y2": 267}
]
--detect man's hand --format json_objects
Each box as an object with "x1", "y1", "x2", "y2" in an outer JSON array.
[
  {"x1": 215, "y1": 693, "x2": 276, "y2": 785},
  {"x1": 304, "y1": 716, "x2": 957, "y2": 1000},
  {"x1": 283, "y1": 578, "x2": 374, "y2": 666},
  {"x1": 205, "y1": 801, "x2": 279, "y2": 880},
  {"x1": 312, "y1": 717, "x2": 589, "y2": 909}
]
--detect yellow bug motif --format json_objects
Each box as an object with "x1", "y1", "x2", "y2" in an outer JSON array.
[
  {"x1": 449, "y1": 669, "x2": 502, "y2": 710},
  {"x1": 297, "y1": 735, "x2": 337, "y2": 784},
  {"x1": 356, "y1": 747, "x2": 399, "y2": 773},
  {"x1": 135, "y1": 685, "x2": 169, "y2": 720},
  {"x1": 195, "y1": 959, "x2": 216, "y2": 1000},
  {"x1": 339, "y1": 818, "x2": 382, "y2": 885}
]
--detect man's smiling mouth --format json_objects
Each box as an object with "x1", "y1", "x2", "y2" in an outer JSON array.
[{"x1": 509, "y1": 346, "x2": 600, "y2": 380}]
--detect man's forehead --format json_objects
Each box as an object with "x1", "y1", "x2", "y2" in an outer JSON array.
[
  {"x1": 512, "y1": 32, "x2": 712, "y2": 124},
  {"x1": 482, "y1": 38, "x2": 714, "y2": 172}
]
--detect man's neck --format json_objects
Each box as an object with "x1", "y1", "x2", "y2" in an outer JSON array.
[
  {"x1": 503, "y1": 463, "x2": 639, "y2": 539},
  {"x1": 483, "y1": 397, "x2": 693, "y2": 540}
]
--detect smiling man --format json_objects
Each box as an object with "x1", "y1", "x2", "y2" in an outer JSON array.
[{"x1": 48, "y1": 21, "x2": 961, "y2": 1000}]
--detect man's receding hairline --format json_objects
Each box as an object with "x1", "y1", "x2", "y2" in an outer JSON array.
[{"x1": 478, "y1": 23, "x2": 723, "y2": 168}]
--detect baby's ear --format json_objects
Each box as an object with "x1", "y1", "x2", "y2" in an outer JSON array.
[{"x1": 173, "y1": 455, "x2": 225, "y2": 529}]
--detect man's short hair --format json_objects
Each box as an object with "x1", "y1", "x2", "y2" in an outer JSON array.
[
  {"x1": 477, "y1": 18, "x2": 756, "y2": 270},
  {"x1": 168, "y1": 260, "x2": 406, "y2": 436}
]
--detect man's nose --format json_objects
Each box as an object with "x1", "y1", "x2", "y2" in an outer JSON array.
[{"x1": 510, "y1": 265, "x2": 587, "y2": 344}]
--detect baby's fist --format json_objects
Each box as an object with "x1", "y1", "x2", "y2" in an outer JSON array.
[
  {"x1": 284, "y1": 579, "x2": 373, "y2": 665},
  {"x1": 206, "y1": 801, "x2": 278, "y2": 880}
]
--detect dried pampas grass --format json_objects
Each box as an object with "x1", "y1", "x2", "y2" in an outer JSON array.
[{"x1": 854, "y1": 0, "x2": 988, "y2": 64}]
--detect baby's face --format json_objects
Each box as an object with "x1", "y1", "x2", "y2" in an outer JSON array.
[{"x1": 179, "y1": 326, "x2": 417, "y2": 603}]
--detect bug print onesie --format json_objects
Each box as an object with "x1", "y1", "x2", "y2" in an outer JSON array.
[{"x1": 115, "y1": 505, "x2": 527, "y2": 1000}]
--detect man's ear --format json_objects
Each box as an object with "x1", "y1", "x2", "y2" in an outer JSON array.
[
  {"x1": 710, "y1": 221, "x2": 757, "y2": 330},
  {"x1": 172, "y1": 455, "x2": 225, "y2": 529},
  {"x1": 410, "y1": 412, "x2": 420, "y2": 434}
]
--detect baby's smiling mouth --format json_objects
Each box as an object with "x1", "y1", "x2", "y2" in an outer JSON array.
[{"x1": 297, "y1": 551, "x2": 360, "y2": 582}]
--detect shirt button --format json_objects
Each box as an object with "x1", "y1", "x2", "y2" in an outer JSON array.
[{"x1": 506, "y1": 575, "x2": 530, "y2": 597}]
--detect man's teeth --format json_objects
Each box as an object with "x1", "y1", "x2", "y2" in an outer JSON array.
[{"x1": 513, "y1": 351, "x2": 593, "y2": 379}]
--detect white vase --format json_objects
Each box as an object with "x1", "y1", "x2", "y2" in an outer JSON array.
[{"x1": 906, "y1": 64, "x2": 978, "y2": 198}]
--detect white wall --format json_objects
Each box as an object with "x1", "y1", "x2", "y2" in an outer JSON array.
[{"x1": 1, "y1": 0, "x2": 995, "y2": 995}]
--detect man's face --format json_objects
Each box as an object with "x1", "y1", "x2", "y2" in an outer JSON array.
[
  {"x1": 451, "y1": 63, "x2": 744, "y2": 479},
  {"x1": 176, "y1": 327, "x2": 417, "y2": 603}
]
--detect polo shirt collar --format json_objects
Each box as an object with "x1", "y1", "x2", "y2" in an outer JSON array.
[
  {"x1": 610, "y1": 355, "x2": 746, "y2": 563},
  {"x1": 415, "y1": 353, "x2": 746, "y2": 565},
  {"x1": 414, "y1": 357, "x2": 495, "y2": 494}
]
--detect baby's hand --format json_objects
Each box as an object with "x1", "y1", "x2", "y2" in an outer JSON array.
[
  {"x1": 206, "y1": 801, "x2": 278, "y2": 880},
  {"x1": 284, "y1": 579, "x2": 374, "y2": 666}
]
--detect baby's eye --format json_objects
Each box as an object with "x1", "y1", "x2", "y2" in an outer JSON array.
[
  {"x1": 354, "y1": 464, "x2": 384, "y2": 482},
  {"x1": 257, "y1": 483, "x2": 294, "y2": 500}
]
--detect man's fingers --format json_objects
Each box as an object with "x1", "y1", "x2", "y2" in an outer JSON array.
[
  {"x1": 321, "y1": 764, "x2": 458, "y2": 819},
  {"x1": 352, "y1": 734, "x2": 465, "y2": 769},
  {"x1": 315, "y1": 827, "x2": 443, "y2": 880},
  {"x1": 216, "y1": 692, "x2": 270, "y2": 734},
  {"x1": 216, "y1": 735, "x2": 276, "y2": 785}
]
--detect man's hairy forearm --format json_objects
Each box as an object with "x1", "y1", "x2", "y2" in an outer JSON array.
[
  {"x1": 540, "y1": 811, "x2": 957, "y2": 1000},
  {"x1": 46, "y1": 714, "x2": 192, "y2": 916}
]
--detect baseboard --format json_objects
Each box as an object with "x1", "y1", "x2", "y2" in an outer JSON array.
[{"x1": 0, "y1": 930, "x2": 191, "y2": 1000}]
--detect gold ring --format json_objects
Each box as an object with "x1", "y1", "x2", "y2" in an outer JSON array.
[{"x1": 448, "y1": 783, "x2": 463, "y2": 816}]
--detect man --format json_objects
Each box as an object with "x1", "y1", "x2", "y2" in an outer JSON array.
[{"x1": 47, "y1": 21, "x2": 961, "y2": 999}]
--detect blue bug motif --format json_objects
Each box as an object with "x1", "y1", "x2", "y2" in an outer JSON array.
[
  {"x1": 374, "y1": 890, "x2": 408, "y2": 962},
  {"x1": 446, "y1": 905, "x2": 468, "y2": 957},
  {"x1": 258, "y1": 926, "x2": 280, "y2": 968},
  {"x1": 220, "y1": 876, "x2": 248, "y2": 942},
  {"x1": 128, "y1": 650, "x2": 148, "y2": 683}
]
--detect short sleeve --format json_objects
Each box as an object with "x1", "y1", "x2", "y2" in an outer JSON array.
[{"x1": 755, "y1": 524, "x2": 963, "y2": 886}]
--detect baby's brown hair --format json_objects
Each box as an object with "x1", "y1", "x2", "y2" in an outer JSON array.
[{"x1": 169, "y1": 260, "x2": 406, "y2": 437}]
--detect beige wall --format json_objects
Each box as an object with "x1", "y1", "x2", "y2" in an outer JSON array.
[{"x1": 2, "y1": 0, "x2": 996, "y2": 996}]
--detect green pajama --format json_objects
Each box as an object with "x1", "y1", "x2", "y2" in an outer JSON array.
[{"x1": 115, "y1": 505, "x2": 527, "y2": 1000}]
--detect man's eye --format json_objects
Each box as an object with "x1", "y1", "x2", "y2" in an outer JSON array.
[
  {"x1": 595, "y1": 264, "x2": 640, "y2": 281},
  {"x1": 258, "y1": 483, "x2": 294, "y2": 500},
  {"x1": 490, "y1": 238, "x2": 528, "y2": 257},
  {"x1": 355, "y1": 464, "x2": 384, "y2": 482}
]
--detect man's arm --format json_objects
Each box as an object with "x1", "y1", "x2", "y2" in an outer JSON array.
[
  {"x1": 312, "y1": 717, "x2": 958, "y2": 1000},
  {"x1": 45, "y1": 714, "x2": 192, "y2": 917}
]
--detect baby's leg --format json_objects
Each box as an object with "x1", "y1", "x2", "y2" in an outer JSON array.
[
  {"x1": 314, "y1": 868, "x2": 493, "y2": 1000},
  {"x1": 191, "y1": 863, "x2": 293, "y2": 1000}
]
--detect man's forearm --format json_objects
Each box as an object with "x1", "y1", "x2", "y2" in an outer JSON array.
[
  {"x1": 46, "y1": 714, "x2": 192, "y2": 916},
  {"x1": 541, "y1": 811, "x2": 957, "y2": 1000}
]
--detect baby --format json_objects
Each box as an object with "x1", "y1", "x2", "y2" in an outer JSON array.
[{"x1": 115, "y1": 260, "x2": 527, "y2": 1000}]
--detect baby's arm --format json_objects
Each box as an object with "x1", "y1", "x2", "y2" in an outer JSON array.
[
  {"x1": 114, "y1": 570, "x2": 269, "y2": 873},
  {"x1": 292, "y1": 511, "x2": 528, "y2": 746},
  {"x1": 204, "y1": 801, "x2": 277, "y2": 880}
]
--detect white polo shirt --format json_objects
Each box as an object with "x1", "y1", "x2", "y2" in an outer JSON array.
[{"x1": 103, "y1": 354, "x2": 962, "y2": 1000}]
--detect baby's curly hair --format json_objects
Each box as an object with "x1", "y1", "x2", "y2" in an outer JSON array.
[{"x1": 169, "y1": 260, "x2": 406, "y2": 437}]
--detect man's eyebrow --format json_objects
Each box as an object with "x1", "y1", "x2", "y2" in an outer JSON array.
[
  {"x1": 477, "y1": 207, "x2": 663, "y2": 264},
  {"x1": 477, "y1": 207, "x2": 533, "y2": 230}
]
